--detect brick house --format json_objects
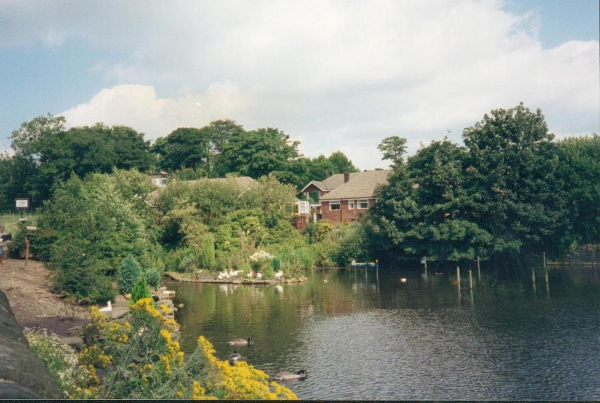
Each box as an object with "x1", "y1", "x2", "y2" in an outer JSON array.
[{"x1": 299, "y1": 170, "x2": 391, "y2": 225}]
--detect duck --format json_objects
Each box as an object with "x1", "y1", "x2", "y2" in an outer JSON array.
[
  {"x1": 247, "y1": 271, "x2": 254, "y2": 278},
  {"x1": 271, "y1": 370, "x2": 308, "y2": 381},
  {"x1": 256, "y1": 273, "x2": 263, "y2": 280},
  {"x1": 228, "y1": 351, "x2": 242, "y2": 365},
  {"x1": 274, "y1": 270, "x2": 284, "y2": 280},
  {"x1": 99, "y1": 300, "x2": 112, "y2": 313},
  {"x1": 228, "y1": 337, "x2": 253, "y2": 346}
]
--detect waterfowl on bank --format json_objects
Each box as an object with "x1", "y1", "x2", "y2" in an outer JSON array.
[
  {"x1": 256, "y1": 273, "x2": 263, "y2": 279},
  {"x1": 99, "y1": 300, "x2": 112, "y2": 313},
  {"x1": 271, "y1": 370, "x2": 308, "y2": 381},
  {"x1": 274, "y1": 270, "x2": 284, "y2": 280},
  {"x1": 228, "y1": 351, "x2": 241, "y2": 365},
  {"x1": 228, "y1": 337, "x2": 253, "y2": 346}
]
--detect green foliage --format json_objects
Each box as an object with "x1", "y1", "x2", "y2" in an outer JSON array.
[
  {"x1": 272, "y1": 257, "x2": 281, "y2": 271},
  {"x1": 145, "y1": 267, "x2": 163, "y2": 289},
  {"x1": 131, "y1": 275, "x2": 152, "y2": 303},
  {"x1": 51, "y1": 242, "x2": 116, "y2": 303},
  {"x1": 370, "y1": 103, "x2": 591, "y2": 264},
  {"x1": 377, "y1": 136, "x2": 408, "y2": 168},
  {"x1": 118, "y1": 255, "x2": 143, "y2": 295},
  {"x1": 24, "y1": 328, "x2": 92, "y2": 398},
  {"x1": 198, "y1": 233, "x2": 216, "y2": 269}
]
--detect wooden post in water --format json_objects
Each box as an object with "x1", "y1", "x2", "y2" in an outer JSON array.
[
  {"x1": 542, "y1": 251, "x2": 547, "y2": 269},
  {"x1": 545, "y1": 269, "x2": 550, "y2": 296},
  {"x1": 456, "y1": 266, "x2": 461, "y2": 286},
  {"x1": 469, "y1": 270, "x2": 473, "y2": 290},
  {"x1": 24, "y1": 236, "x2": 30, "y2": 269},
  {"x1": 477, "y1": 257, "x2": 481, "y2": 283},
  {"x1": 531, "y1": 267, "x2": 537, "y2": 296},
  {"x1": 424, "y1": 258, "x2": 428, "y2": 276}
]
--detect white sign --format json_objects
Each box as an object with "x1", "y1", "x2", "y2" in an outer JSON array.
[
  {"x1": 421, "y1": 258, "x2": 426, "y2": 264},
  {"x1": 15, "y1": 199, "x2": 29, "y2": 209}
]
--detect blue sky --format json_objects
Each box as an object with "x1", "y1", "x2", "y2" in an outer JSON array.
[{"x1": 0, "y1": 0, "x2": 598, "y2": 169}]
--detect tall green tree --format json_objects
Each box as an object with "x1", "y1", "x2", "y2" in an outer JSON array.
[
  {"x1": 216, "y1": 128, "x2": 300, "y2": 178},
  {"x1": 377, "y1": 136, "x2": 407, "y2": 168}
]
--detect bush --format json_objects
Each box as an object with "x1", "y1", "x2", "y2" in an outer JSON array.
[
  {"x1": 198, "y1": 234, "x2": 216, "y2": 270},
  {"x1": 51, "y1": 242, "x2": 116, "y2": 303},
  {"x1": 272, "y1": 257, "x2": 281, "y2": 271},
  {"x1": 131, "y1": 275, "x2": 152, "y2": 303},
  {"x1": 146, "y1": 267, "x2": 163, "y2": 289},
  {"x1": 117, "y1": 255, "x2": 142, "y2": 294},
  {"x1": 24, "y1": 328, "x2": 92, "y2": 397}
]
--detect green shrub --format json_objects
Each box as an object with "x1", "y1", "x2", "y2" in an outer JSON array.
[
  {"x1": 272, "y1": 257, "x2": 281, "y2": 271},
  {"x1": 117, "y1": 255, "x2": 142, "y2": 294},
  {"x1": 146, "y1": 267, "x2": 163, "y2": 289},
  {"x1": 198, "y1": 234, "x2": 216, "y2": 270},
  {"x1": 24, "y1": 328, "x2": 91, "y2": 398},
  {"x1": 51, "y1": 242, "x2": 116, "y2": 303},
  {"x1": 131, "y1": 275, "x2": 152, "y2": 303},
  {"x1": 262, "y1": 263, "x2": 274, "y2": 279}
]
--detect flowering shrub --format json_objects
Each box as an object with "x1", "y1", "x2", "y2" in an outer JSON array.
[
  {"x1": 78, "y1": 299, "x2": 297, "y2": 400},
  {"x1": 249, "y1": 250, "x2": 274, "y2": 262},
  {"x1": 23, "y1": 328, "x2": 93, "y2": 398}
]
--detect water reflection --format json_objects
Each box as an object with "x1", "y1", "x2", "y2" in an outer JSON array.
[{"x1": 168, "y1": 266, "x2": 600, "y2": 400}]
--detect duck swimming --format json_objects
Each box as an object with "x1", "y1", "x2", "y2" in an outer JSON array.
[
  {"x1": 271, "y1": 370, "x2": 308, "y2": 381},
  {"x1": 228, "y1": 337, "x2": 253, "y2": 346}
]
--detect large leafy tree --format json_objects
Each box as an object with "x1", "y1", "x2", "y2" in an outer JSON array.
[
  {"x1": 463, "y1": 103, "x2": 569, "y2": 255},
  {"x1": 216, "y1": 128, "x2": 300, "y2": 178}
]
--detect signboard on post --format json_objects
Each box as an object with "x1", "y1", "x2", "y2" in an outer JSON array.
[{"x1": 15, "y1": 198, "x2": 29, "y2": 209}]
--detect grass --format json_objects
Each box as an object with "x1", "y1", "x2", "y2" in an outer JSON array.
[{"x1": 0, "y1": 213, "x2": 38, "y2": 233}]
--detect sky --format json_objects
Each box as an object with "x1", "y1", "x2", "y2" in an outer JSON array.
[{"x1": 0, "y1": 0, "x2": 598, "y2": 170}]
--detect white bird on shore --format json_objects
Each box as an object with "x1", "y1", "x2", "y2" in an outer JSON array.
[
  {"x1": 274, "y1": 270, "x2": 284, "y2": 280},
  {"x1": 256, "y1": 273, "x2": 263, "y2": 279},
  {"x1": 99, "y1": 300, "x2": 112, "y2": 313},
  {"x1": 247, "y1": 271, "x2": 254, "y2": 278}
]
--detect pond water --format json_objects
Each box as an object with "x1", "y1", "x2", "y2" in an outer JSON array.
[{"x1": 168, "y1": 266, "x2": 600, "y2": 400}]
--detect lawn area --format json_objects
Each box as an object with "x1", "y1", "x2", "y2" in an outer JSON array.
[{"x1": 0, "y1": 213, "x2": 37, "y2": 233}]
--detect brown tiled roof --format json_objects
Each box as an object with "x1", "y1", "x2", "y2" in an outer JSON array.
[
  {"x1": 300, "y1": 172, "x2": 362, "y2": 193},
  {"x1": 320, "y1": 170, "x2": 391, "y2": 200}
]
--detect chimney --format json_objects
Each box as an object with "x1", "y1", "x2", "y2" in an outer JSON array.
[{"x1": 344, "y1": 172, "x2": 350, "y2": 183}]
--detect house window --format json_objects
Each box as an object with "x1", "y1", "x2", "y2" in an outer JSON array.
[
  {"x1": 348, "y1": 200, "x2": 355, "y2": 210},
  {"x1": 297, "y1": 201, "x2": 309, "y2": 214},
  {"x1": 358, "y1": 199, "x2": 369, "y2": 209},
  {"x1": 329, "y1": 200, "x2": 341, "y2": 211}
]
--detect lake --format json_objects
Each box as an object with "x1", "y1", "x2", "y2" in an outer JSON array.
[{"x1": 168, "y1": 265, "x2": 600, "y2": 400}]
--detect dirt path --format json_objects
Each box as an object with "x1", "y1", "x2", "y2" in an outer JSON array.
[{"x1": 0, "y1": 258, "x2": 89, "y2": 337}]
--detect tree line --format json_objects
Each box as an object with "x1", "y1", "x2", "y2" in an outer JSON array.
[
  {"x1": 368, "y1": 104, "x2": 600, "y2": 264},
  {"x1": 0, "y1": 116, "x2": 358, "y2": 210}
]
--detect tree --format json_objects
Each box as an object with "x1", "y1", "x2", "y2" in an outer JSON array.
[
  {"x1": 377, "y1": 136, "x2": 407, "y2": 168},
  {"x1": 152, "y1": 128, "x2": 210, "y2": 172},
  {"x1": 463, "y1": 103, "x2": 568, "y2": 256},
  {"x1": 216, "y1": 128, "x2": 300, "y2": 178}
]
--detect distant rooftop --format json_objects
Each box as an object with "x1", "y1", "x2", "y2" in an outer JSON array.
[{"x1": 320, "y1": 170, "x2": 391, "y2": 200}]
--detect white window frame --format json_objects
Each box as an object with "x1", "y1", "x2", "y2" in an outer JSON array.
[
  {"x1": 348, "y1": 200, "x2": 355, "y2": 210},
  {"x1": 297, "y1": 201, "x2": 309, "y2": 214},
  {"x1": 329, "y1": 200, "x2": 341, "y2": 211},
  {"x1": 357, "y1": 199, "x2": 369, "y2": 210}
]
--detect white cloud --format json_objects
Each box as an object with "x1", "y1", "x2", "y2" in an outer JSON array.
[
  {"x1": 3, "y1": 0, "x2": 595, "y2": 170},
  {"x1": 60, "y1": 83, "x2": 244, "y2": 139}
]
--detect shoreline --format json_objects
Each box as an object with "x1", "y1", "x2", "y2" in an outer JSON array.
[{"x1": 165, "y1": 271, "x2": 308, "y2": 284}]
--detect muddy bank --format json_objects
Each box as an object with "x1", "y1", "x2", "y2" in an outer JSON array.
[{"x1": 0, "y1": 259, "x2": 89, "y2": 337}]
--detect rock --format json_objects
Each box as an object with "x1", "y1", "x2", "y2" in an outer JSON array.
[
  {"x1": 152, "y1": 295, "x2": 160, "y2": 302},
  {"x1": 173, "y1": 307, "x2": 178, "y2": 312},
  {"x1": 123, "y1": 294, "x2": 131, "y2": 300},
  {"x1": 0, "y1": 290, "x2": 63, "y2": 398},
  {"x1": 78, "y1": 297, "x2": 91, "y2": 306},
  {"x1": 59, "y1": 336, "x2": 84, "y2": 350},
  {"x1": 158, "y1": 286, "x2": 167, "y2": 291}
]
